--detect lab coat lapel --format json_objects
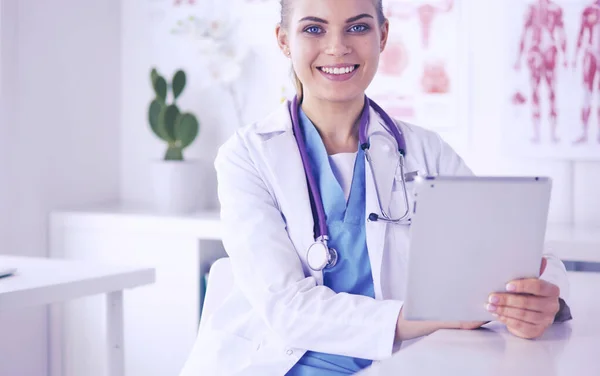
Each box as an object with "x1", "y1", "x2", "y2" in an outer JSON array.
[
  {"x1": 365, "y1": 107, "x2": 398, "y2": 299},
  {"x1": 257, "y1": 102, "x2": 324, "y2": 284}
]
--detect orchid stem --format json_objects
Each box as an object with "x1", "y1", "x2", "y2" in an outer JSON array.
[{"x1": 227, "y1": 83, "x2": 244, "y2": 127}]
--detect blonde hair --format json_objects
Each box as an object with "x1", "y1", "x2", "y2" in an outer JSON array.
[
  {"x1": 280, "y1": 0, "x2": 386, "y2": 99},
  {"x1": 291, "y1": 70, "x2": 304, "y2": 99}
]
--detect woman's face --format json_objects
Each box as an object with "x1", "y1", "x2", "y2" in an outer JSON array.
[{"x1": 277, "y1": 0, "x2": 389, "y2": 103}]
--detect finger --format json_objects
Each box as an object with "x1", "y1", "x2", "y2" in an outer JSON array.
[
  {"x1": 486, "y1": 304, "x2": 551, "y2": 326},
  {"x1": 488, "y1": 294, "x2": 559, "y2": 313},
  {"x1": 496, "y1": 315, "x2": 545, "y2": 339},
  {"x1": 540, "y1": 257, "x2": 547, "y2": 275},
  {"x1": 505, "y1": 278, "x2": 560, "y2": 298}
]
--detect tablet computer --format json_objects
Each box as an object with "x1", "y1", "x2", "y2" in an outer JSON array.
[{"x1": 402, "y1": 176, "x2": 552, "y2": 322}]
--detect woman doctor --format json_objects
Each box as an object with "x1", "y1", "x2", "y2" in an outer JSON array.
[{"x1": 183, "y1": 0, "x2": 571, "y2": 375}]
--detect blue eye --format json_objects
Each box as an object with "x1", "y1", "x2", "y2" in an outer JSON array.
[
  {"x1": 349, "y1": 24, "x2": 369, "y2": 33},
  {"x1": 304, "y1": 26, "x2": 323, "y2": 34}
]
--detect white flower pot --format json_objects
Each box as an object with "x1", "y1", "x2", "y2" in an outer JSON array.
[{"x1": 150, "y1": 159, "x2": 207, "y2": 214}]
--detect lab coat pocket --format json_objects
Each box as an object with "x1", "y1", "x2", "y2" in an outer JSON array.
[{"x1": 194, "y1": 329, "x2": 260, "y2": 375}]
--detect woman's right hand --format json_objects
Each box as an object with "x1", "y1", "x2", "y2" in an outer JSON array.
[
  {"x1": 449, "y1": 321, "x2": 488, "y2": 330},
  {"x1": 394, "y1": 308, "x2": 486, "y2": 343}
]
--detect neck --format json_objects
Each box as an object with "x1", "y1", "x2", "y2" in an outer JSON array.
[{"x1": 300, "y1": 93, "x2": 365, "y2": 155}]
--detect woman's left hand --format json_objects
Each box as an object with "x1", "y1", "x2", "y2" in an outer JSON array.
[{"x1": 486, "y1": 258, "x2": 560, "y2": 339}]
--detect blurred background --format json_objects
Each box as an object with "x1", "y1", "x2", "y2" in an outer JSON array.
[{"x1": 1, "y1": 0, "x2": 599, "y2": 375}]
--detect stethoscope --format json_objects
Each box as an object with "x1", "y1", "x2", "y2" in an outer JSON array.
[{"x1": 289, "y1": 95, "x2": 412, "y2": 272}]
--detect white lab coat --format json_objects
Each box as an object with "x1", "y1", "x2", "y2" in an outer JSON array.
[{"x1": 181, "y1": 101, "x2": 569, "y2": 376}]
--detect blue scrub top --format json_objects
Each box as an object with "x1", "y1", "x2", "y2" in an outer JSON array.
[{"x1": 286, "y1": 109, "x2": 376, "y2": 376}]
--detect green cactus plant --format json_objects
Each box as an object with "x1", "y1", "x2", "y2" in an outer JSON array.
[{"x1": 148, "y1": 68, "x2": 200, "y2": 161}]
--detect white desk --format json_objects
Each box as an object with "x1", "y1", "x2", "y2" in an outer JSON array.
[
  {"x1": 0, "y1": 255, "x2": 155, "y2": 376},
  {"x1": 51, "y1": 205, "x2": 600, "y2": 264},
  {"x1": 546, "y1": 224, "x2": 600, "y2": 264},
  {"x1": 49, "y1": 205, "x2": 226, "y2": 376},
  {"x1": 47, "y1": 205, "x2": 600, "y2": 375},
  {"x1": 359, "y1": 271, "x2": 600, "y2": 376}
]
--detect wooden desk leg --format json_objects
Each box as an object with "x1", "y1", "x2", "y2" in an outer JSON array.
[{"x1": 106, "y1": 291, "x2": 124, "y2": 376}]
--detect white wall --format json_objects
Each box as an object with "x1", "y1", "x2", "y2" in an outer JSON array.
[
  {"x1": 466, "y1": 0, "x2": 572, "y2": 224},
  {"x1": 465, "y1": 1, "x2": 600, "y2": 225},
  {"x1": 118, "y1": 0, "x2": 600, "y2": 225},
  {"x1": 0, "y1": 0, "x2": 15, "y2": 255},
  {"x1": 0, "y1": 0, "x2": 122, "y2": 374},
  {"x1": 119, "y1": 0, "x2": 288, "y2": 209}
]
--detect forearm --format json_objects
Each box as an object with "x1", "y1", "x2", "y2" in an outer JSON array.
[
  {"x1": 258, "y1": 285, "x2": 404, "y2": 360},
  {"x1": 516, "y1": 37, "x2": 526, "y2": 61},
  {"x1": 574, "y1": 34, "x2": 583, "y2": 60},
  {"x1": 540, "y1": 252, "x2": 573, "y2": 322},
  {"x1": 540, "y1": 252, "x2": 570, "y2": 300},
  {"x1": 561, "y1": 31, "x2": 567, "y2": 55},
  {"x1": 394, "y1": 308, "x2": 449, "y2": 342}
]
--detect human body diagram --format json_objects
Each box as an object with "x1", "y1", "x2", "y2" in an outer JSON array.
[{"x1": 513, "y1": 0, "x2": 600, "y2": 147}]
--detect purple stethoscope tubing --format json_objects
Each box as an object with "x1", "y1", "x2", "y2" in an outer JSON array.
[
  {"x1": 289, "y1": 95, "x2": 408, "y2": 270},
  {"x1": 289, "y1": 95, "x2": 329, "y2": 244}
]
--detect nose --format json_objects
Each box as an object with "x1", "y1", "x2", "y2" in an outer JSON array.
[{"x1": 323, "y1": 33, "x2": 351, "y2": 57}]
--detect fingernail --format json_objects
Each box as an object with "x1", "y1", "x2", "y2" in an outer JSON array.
[
  {"x1": 486, "y1": 304, "x2": 497, "y2": 312},
  {"x1": 488, "y1": 295, "x2": 499, "y2": 304},
  {"x1": 506, "y1": 283, "x2": 516, "y2": 292}
]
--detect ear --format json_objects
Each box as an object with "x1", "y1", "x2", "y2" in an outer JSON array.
[
  {"x1": 275, "y1": 23, "x2": 291, "y2": 58},
  {"x1": 379, "y1": 19, "x2": 390, "y2": 53}
]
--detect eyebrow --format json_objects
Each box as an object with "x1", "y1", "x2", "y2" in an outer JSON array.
[{"x1": 299, "y1": 13, "x2": 374, "y2": 24}]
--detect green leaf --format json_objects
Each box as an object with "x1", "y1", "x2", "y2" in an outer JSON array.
[
  {"x1": 149, "y1": 99, "x2": 170, "y2": 141},
  {"x1": 172, "y1": 70, "x2": 186, "y2": 99},
  {"x1": 153, "y1": 76, "x2": 167, "y2": 103},
  {"x1": 156, "y1": 105, "x2": 174, "y2": 142},
  {"x1": 161, "y1": 104, "x2": 180, "y2": 141},
  {"x1": 175, "y1": 113, "x2": 199, "y2": 148},
  {"x1": 150, "y1": 68, "x2": 159, "y2": 86}
]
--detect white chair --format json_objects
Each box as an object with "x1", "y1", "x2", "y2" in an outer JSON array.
[
  {"x1": 178, "y1": 257, "x2": 234, "y2": 376},
  {"x1": 199, "y1": 257, "x2": 234, "y2": 328}
]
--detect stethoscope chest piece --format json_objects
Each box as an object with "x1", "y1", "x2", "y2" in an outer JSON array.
[{"x1": 306, "y1": 240, "x2": 338, "y2": 271}]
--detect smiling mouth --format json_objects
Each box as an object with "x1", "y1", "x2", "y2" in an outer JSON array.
[{"x1": 317, "y1": 65, "x2": 360, "y2": 75}]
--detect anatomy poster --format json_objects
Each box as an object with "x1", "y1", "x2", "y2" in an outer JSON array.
[
  {"x1": 507, "y1": 0, "x2": 600, "y2": 160},
  {"x1": 366, "y1": 0, "x2": 470, "y2": 132}
]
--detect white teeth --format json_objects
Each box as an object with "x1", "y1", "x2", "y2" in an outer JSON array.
[{"x1": 321, "y1": 66, "x2": 355, "y2": 75}]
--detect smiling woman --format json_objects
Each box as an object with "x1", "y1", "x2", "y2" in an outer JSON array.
[
  {"x1": 177, "y1": 0, "x2": 572, "y2": 375},
  {"x1": 275, "y1": 0, "x2": 390, "y2": 155},
  {"x1": 278, "y1": 0, "x2": 386, "y2": 101}
]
